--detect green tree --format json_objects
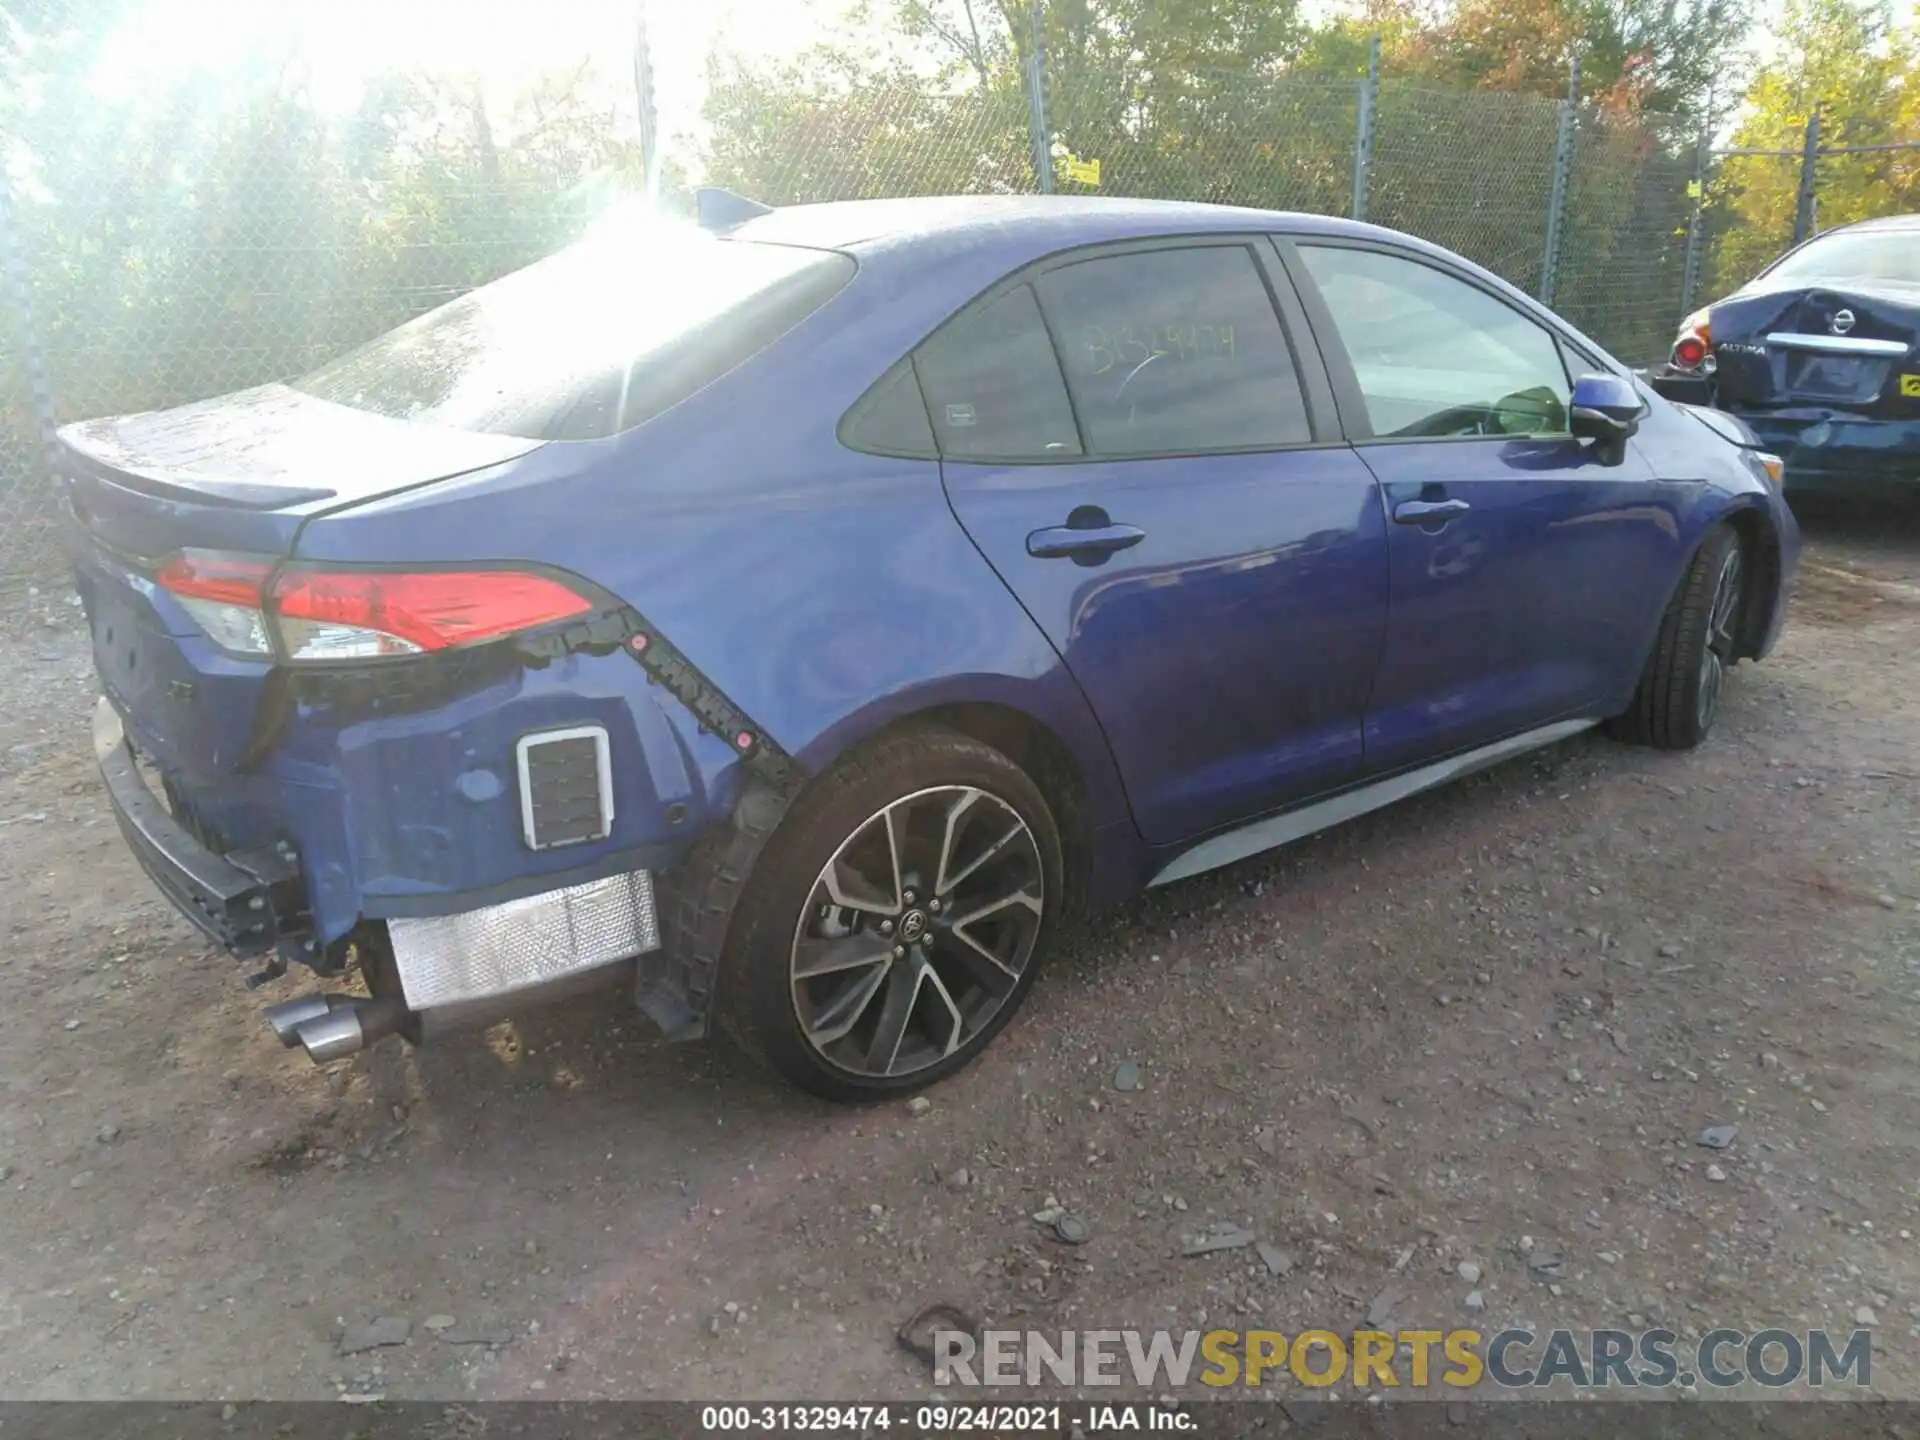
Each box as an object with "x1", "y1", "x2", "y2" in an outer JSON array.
[
  {"x1": 0, "y1": 11, "x2": 652, "y2": 584},
  {"x1": 1390, "y1": 0, "x2": 1744, "y2": 121},
  {"x1": 702, "y1": 43, "x2": 1032, "y2": 203},
  {"x1": 1708, "y1": 0, "x2": 1917, "y2": 291}
]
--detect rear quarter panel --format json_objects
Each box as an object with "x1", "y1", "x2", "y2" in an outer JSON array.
[{"x1": 290, "y1": 241, "x2": 1136, "y2": 855}]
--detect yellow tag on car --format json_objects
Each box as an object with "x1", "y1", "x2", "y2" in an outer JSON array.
[{"x1": 1902, "y1": 374, "x2": 1920, "y2": 397}]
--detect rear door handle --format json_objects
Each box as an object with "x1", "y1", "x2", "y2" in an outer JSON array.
[
  {"x1": 1026, "y1": 522, "x2": 1147, "y2": 560},
  {"x1": 1392, "y1": 498, "x2": 1471, "y2": 524}
]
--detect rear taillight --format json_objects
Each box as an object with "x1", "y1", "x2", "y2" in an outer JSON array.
[
  {"x1": 1669, "y1": 308, "x2": 1713, "y2": 373},
  {"x1": 157, "y1": 550, "x2": 595, "y2": 663},
  {"x1": 156, "y1": 552, "x2": 275, "y2": 657},
  {"x1": 271, "y1": 568, "x2": 594, "y2": 660}
]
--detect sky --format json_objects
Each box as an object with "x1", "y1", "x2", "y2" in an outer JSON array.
[{"x1": 87, "y1": 0, "x2": 841, "y2": 144}]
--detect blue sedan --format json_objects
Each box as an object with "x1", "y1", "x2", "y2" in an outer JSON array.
[{"x1": 64, "y1": 193, "x2": 1798, "y2": 1099}]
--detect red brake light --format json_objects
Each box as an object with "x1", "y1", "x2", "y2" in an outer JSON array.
[
  {"x1": 1670, "y1": 309, "x2": 1713, "y2": 373},
  {"x1": 271, "y1": 569, "x2": 595, "y2": 655},
  {"x1": 157, "y1": 551, "x2": 271, "y2": 608},
  {"x1": 156, "y1": 552, "x2": 596, "y2": 662}
]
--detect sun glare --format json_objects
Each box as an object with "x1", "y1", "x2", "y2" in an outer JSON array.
[
  {"x1": 87, "y1": 0, "x2": 275, "y2": 101},
  {"x1": 82, "y1": 0, "x2": 832, "y2": 133}
]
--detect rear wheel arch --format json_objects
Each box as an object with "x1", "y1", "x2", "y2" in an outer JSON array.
[
  {"x1": 648, "y1": 699, "x2": 1097, "y2": 1052},
  {"x1": 709, "y1": 719, "x2": 1068, "y2": 1097},
  {"x1": 803, "y1": 702, "x2": 1094, "y2": 919}
]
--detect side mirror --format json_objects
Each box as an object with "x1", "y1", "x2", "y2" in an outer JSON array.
[{"x1": 1570, "y1": 372, "x2": 1642, "y2": 463}]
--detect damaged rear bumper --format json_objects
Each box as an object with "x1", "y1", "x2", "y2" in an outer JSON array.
[
  {"x1": 88, "y1": 585, "x2": 803, "y2": 1061},
  {"x1": 95, "y1": 692, "x2": 675, "y2": 1062},
  {"x1": 94, "y1": 698, "x2": 307, "y2": 956},
  {"x1": 1728, "y1": 410, "x2": 1920, "y2": 495}
]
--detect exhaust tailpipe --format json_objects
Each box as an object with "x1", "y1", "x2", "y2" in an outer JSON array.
[
  {"x1": 264, "y1": 994, "x2": 339, "y2": 1048},
  {"x1": 288, "y1": 994, "x2": 410, "y2": 1065}
]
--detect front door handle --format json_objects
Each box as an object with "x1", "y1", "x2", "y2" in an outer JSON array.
[
  {"x1": 1392, "y1": 498, "x2": 1471, "y2": 524},
  {"x1": 1026, "y1": 522, "x2": 1147, "y2": 560}
]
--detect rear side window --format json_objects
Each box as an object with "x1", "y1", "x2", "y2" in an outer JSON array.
[
  {"x1": 293, "y1": 226, "x2": 855, "y2": 441},
  {"x1": 913, "y1": 285, "x2": 1082, "y2": 460},
  {"x1": 840, "y1": 359, "x2": 937, "y2": 458},
  {"x1": 1034, "y1": 246, "x2": 1312, "y2": 455}
]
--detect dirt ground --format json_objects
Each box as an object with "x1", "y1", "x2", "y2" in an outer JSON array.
[{"x1": 2, "y1": 503, "x2": 1918, "y2": 1406}]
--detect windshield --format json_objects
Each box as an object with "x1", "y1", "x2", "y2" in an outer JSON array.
[
  {"x1": 1761, "y1": 228, "x2": 1920, "y2": 288},
  {"x1": 294, "y1": 222, "x2": 854, "y2": 440}
]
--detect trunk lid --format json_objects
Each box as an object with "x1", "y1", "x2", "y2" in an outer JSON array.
[
  {"x1": 62, "y1": 384, "x2": 543, "y2": 779},
  {"x1": 1711, "y1": 282, "x2": 1920, "y2": 415},
  {"x1": 61, "y1": 383, "x2": 543, "y2": 565}
]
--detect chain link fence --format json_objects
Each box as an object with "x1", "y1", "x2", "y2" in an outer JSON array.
[
  {"x1": 1046, "y1": 71, "x2": 1357, "y2": 214},
  {"x1": 1699, "y1": 151, "x2": 1806, "y2": 301},
  {"x1": 1368, "y1": 84, "x2": 1564, "y2": 302},
  {"x1": 1555, "y1": 108, "x2": 1702, "y2": 372},
  {"x1": 1698, "y1": 133, "x2": 1920, "y2": 303},
  {"x1": 702, "y1": 77, "x2": 1035, "y2": 203},
  {"x1": 0, "y1": 10, "x2": 647, "y2": 592},
  {"x1": 0, "y1": 7, "x2": 1906, "y2": 590}
]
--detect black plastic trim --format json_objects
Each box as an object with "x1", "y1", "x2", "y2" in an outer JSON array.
[
  {"x1": 99, "y1": 741, "x2": 307, "y2": 956},
  {"x1": 511, "y1": 603, "x2": 801, "y2": 790}
]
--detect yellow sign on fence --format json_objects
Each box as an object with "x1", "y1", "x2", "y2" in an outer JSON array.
[{"x1": 1061, "y1": 154, "x2": 1102, "y2": 187}]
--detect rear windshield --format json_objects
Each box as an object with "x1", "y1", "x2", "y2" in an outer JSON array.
[
  {"x1": 293, "y1": 224, "x2": 855, "y2": 440},
  {"x1": 1763, "y1": 229, "x2": 1920, "y2": 288}
]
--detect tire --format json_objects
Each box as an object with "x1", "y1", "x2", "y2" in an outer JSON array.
[
  {"x1": 1606, "y1": 524, "x2": 1745, "y2": 750},
  {"x1": 713, "y1": 725, "x2": 1064, "y2": 1102}
]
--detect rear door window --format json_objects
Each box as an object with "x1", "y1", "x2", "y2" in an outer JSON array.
[
  {"x1": 913, "y1": 285, "x2": 1082, "y2": 460},
  {"x1": 1034, "y1": 245, "x2": 1312, "y2": 455}
]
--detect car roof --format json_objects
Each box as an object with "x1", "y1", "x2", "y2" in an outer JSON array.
[
  {"x1": 719, "y1": 192, "x2": 1625, "y2": 374},
  {"x1": 1819, "y1": 212, "x2": 1920, "y2": 236},
  {"x1": 725, "y1": 194, "x2": 1386, "y2": 254}
]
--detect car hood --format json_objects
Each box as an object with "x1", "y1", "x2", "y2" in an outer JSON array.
[{"x1": 1672, "y1": 401, "x2": 1761, "y2": 449}]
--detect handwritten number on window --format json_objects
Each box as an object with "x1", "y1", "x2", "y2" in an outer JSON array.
[{"x1": 1084, "y1": 321, "x2": 1234, "y2": 374}]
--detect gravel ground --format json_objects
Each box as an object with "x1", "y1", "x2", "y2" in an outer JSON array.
[{"x1": 1, "y1": 504, "x2": 1917, "y2": 1405}]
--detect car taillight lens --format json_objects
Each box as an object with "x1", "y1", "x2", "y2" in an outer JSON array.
[
  {"x1": 1670, "y1": 308, "x2": 1713, "y2": 373},
  {"x1": 156, "y1": 552, "x2": 275, "y2": 657},
  {"x1": 157, "y1": 551, "x2": 595, "y2": 663},
  {"x1": 272, "y1": 568, "x2": 594, "y2": 660}
]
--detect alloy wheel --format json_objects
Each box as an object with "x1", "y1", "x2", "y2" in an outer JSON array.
[
  {"x1": 1697, "y1": 546, "x2": 1743, "y2": 731},
  {"x1": 789, "y1": 786, "x2": 1044, "y2": 1079}
]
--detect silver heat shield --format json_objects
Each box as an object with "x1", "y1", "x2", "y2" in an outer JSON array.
[{"x1": 387, "y1": 870, "x2": 661, "y2": 1010}]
